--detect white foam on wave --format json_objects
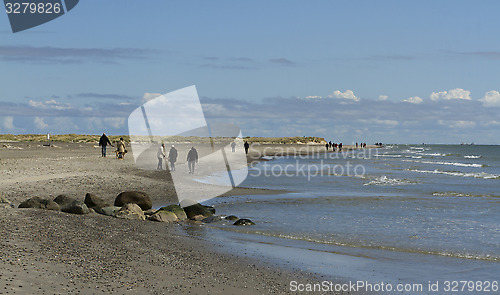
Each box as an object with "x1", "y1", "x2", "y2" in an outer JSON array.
[
  {"x1": 408, "y1": 169, "x2": 500, "y2": 179},
  {"x1": 417, "y1": 153, "x2": 447, "y2": 157},
  {"x1": 375, "y1": 154, "x2": 402, "y2": 158},
  {"x1": 464, "y1": 155, "x2": 482, "y2": 159},
  {"x1": 364, "y1": 175, "x2": 415, "y2": 186},
  {"x1": 403, "y1": 160, "x2": 484, "y2": 168}
]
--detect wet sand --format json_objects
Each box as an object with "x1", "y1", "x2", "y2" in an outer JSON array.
[{"x1": 0, "y1": 141, "x2": 339, "y2": 294}]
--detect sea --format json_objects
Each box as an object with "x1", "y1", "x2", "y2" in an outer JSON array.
[{"x1": 198, "y1": 145, "x2": 499, "y2": 294}]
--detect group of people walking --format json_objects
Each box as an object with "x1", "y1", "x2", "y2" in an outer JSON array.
[
  {"x1": 99, "y1": 133, "x2": 126, "y2": 159},
  {"x1": 157, "y1": 144, "x2": 198, "y2": 174}
]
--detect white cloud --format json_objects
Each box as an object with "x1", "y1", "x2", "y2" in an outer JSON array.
[
  {"x1": 430, "y1": 88, "x2": 471, "y2": 101},
  {"x1": 3, "y1": 116, "x2": 14, "y2": 130},
  {"x1": 479, "y1": 90, "x2": 500, "y2": 107},
  {"x1": 377, "y1": 95, "x2": 388, "y2": 101},
  {"x1": 104, "y1": 118, "x2": 125, "y2": 129},
  {"x1": 29, "y1": 99, "x2": 71, "y2": 110},
  {"x1": 305, "y1": 95, "x2": 322, "y2": 99},
  {"x1": 402, "y1": 96, "x2": 423, "y2": 104},
  {"x1": 328, "y1": 90, "x2": 360, "y2": 102},
  {"x1": 142, "y1": 92, "x2": 162, "y2": 103},
  {"x1": 438, "y1": 120, "x2": 476, "y2": 128},
  {"x1": 34, "y1": 117, "x2": 48, "y2": 129}
]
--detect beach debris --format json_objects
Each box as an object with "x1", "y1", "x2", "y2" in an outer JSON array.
[
  {"x1": 84, "y1": 193, "x2": 110, "y2": 210},
  {"x1": 53, "y1": 194, "x2": 76, "y2": 208},
  {"x1": 225, "y1": 215, "x2": 239, "y2": 221},
  {"x1": 115, "y1": 203, "x2": 146, "y2": 221},
  {"x1": 233, "y1": 218, "x2": 255, "y2": 226},
  {"x1": 182, "y1": 202, "x2": 214, "y2": 220},
  {"x1": 203, "y1": 205, "x2": 216, "y2": 215},
  {"x1": 96, "y1": 206, "x2": 121, "y2": 217},
  {"x1": 157, "y1": 205, "x2": 187, "y2": 220},
  {"x1": 148, "y1": 210, "x2": 178, "y2": 223},
  {"x1": 114, "y1": 191, "x2": 152, "y2": 210},
  {"x1": 18, "y1": 197, "x2": 60, "y2": 211},
  {"x1": 61, "y1": 200, "x2": 90, "y2": 214}
]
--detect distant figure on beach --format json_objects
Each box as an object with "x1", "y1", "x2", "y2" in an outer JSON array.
[
  {"x1": 244, "y1": 141, "x2": 250, "y2": 154},
  {"x1": 356, "y1": 142, "x2": 358, "y2": 148},
  {"x1": 325, "y1": 143, "x2": 329, "y2": 151},
  {"x1": 99, "y1": 133, "x2": 114, "y2": 157},
  {"x1": 117, "y1": 138, "x2": 126, "y2": 159},
  {"x1": 339, "y1": 143, "x2": 343, "y2": 151},
  {"x1": 157, "y1": 143, "x2": 166, "y2": 170},
  {"x1": 168, "y1": 145, "x2": 178, "y2": 171},
  {"x1": 231, "y1": 141, "x2": 236, "y2": 152},
  {"x1": 329, "y1": 141, "x2": 332, "y2": 148},
  {"x1": 187, "y1": 147, "x2": 198, "y2": 174}
]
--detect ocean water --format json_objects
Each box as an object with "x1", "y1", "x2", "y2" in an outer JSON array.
[{"x1": 202, "y1": 145, "x2": 500, "y2": 294}]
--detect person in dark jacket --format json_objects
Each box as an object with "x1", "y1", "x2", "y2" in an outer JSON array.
[
  {"x1": 187, "y1": 147, "x2": 198, "y2": 174},
  {"x1": 168, "y1": 145, "x2": 178, "y2": 171},
  {"x1": 244, "y1": 141, "x2": 250, "y2": 154},
  {"x1": 98, "y1": 133, "x2": 114, "y2": 157}
]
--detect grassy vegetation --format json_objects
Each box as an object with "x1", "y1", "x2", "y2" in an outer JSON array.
[{"x1": 0, "y1": 134, "x2": 326, "y2": 144}]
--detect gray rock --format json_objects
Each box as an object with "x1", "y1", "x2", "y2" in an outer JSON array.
[
  {"x1": 182, "y1": 203, "x2": 213, "y2": 220},
  {"x1": 53, "y1": 195, "x2": 76, "y2": 208},
  {"x1": 114, "y1": 191, "x2": 152, "y2": 210},
  {"x1": 203, "y1": 205, "x2": 216, "y2": 215},
  {"x1": 19, "y1": 197, "x2": 60, "y2": 211},
  {"x1": 143, "y1": 209, "x2": 157, "y2": 216},
  {"x1": 233, "y1": 218, "x2": 255, "y2": 226},
  {"x1": 115, "y1": 203, "x2": 145, "y2": 221},
  {"x1": 84, "y1": 193, "x2": 109, "y2": 209},
  {"x1": 147, "y1": 210, "x2": 178, "y2": 223},
  {"x1": 61, "y1": 200, "x2": 90, "y2": 214},
  {"x1": 225, "y1": 215, "x2": 239, "y2": 221},
  {"x1": 202, "y1": 216, "x2": 225, "y2": 223},
  {"x1": 96, "y1": 206, "x2": 121, "y2": 217},
  {"x1": 157, "y1": 204, "x2": 187, "y2": 220}
]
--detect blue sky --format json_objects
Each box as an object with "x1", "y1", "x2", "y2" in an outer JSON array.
[{"x1": 1, "y1": 1, "x2": 500, "y2": 143}]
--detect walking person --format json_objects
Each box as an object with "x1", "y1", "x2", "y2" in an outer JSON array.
[
  {"x1": 231, "y1": 141, "x2": 236, "y2": 152},
  {"x1": 157, "y1": 143, "x2": 166, "y2": 170},
  {"x1": 117, "y1": 138, "x2": 126, "y2": 159},
  {"x1": 98, "y1": 133, "x2": 114, "y2": 157},
  {"x1": 187, "y1": 146, "x2": 198, "y2": 174},
  {"x1": 244, "y1": 141, "x2": 250, "y2": 154},
  {"x1": 168, "y1": 145, "x2": 178, "y2": 171}
]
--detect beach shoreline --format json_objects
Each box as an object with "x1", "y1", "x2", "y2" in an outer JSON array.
[{"x1": 0, "y1": 141, "x2": 355, "y2": 294}]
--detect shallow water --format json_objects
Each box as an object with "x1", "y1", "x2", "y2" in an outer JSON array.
[{"x1": 203, "y1": 145, "x2": 500, "y2": 294}]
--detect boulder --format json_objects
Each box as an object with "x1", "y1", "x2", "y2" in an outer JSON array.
[
  {"x1": 19, "y1": 197, "x2": 60, "y2": 211},
  {"x1": 114, "y1": 191, "x2": 152, "y2": 210},
  {"x1": 53, "y1": 195, "x2": 76, "y2": 208},
  {"x1": 96, "y1": 206, "x2": 121, "y2": 217},
  {"x1": 182, "y1": 203, "x2": 213, "y2": 220},
  {"x1": 143, "y1": 209, "x2": 157, "y2": 216},
  {"x1": 202, "y1": 216, "x2": 224, "y2": 223},
  {"x1": 158, "y1": 204, "x2": 187, "y2": 220},
  {"x1": 203, "y1": 205, "x2": 216, "y2": 215},
  {"x1": 225, "y1": 215, "x2": 239, "y2": 221},
  {"x1": 233, "y1": 218, "x2": 255, "y2": 226},
  {"x1": 115, "y1": 203, "x2": 145, "y2": 221},
  {"x1": 84, "y1": 193, "x2": 109, "y2": 209},
  {"x1": 61, "y1": 200, "x2": 90, "y2": 214},
  {"x1": 148, "y1": 210, "x2": 178, "y2": 223}
]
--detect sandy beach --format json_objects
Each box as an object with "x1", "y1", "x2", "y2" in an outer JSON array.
[{"x1": 0, "y1": 141, "x2": 357, "y2": 294}]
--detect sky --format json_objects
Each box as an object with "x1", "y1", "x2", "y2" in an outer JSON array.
[{"x1": 1, "y1": 0, "x2": 500, "y2": 144}]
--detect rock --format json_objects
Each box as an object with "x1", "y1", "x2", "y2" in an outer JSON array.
[
  {"x1": 143, "y1": 209, "x2": 157, "y2": 216},
  {"x1": 202, "y1": 216, "x2": 225, "y2": 223},
  {"x1": 225, "y1": 215, "x2": 239, "y2": 221},
  {"x1": 19, "y1": 197, "x2": 60, "y2": 211},
  {"x1": 114, "y1": 191, "x2": 152, "y2": 210},
  {"x1": 157, "y1": 205, "x2": 187, "y2": 220},
  {"x1": 96, "y1": 206, "x2": 121, "y2": 217},
  {"x1": 182, "y1": 203, "x2": 213, "y2": 220},
  {"x1": 203, "y1": 205, "x2": 216, "y2": 215},
  {"x1": 53, "y1": 195, "x2": 76, "y2": 208},
  {"x1": 148, "y1": 210, "x2": 178, "y2": 223},
  {"x1": 233, "y1": 218, "x2": 255, "y2": 226},
  {"x1": 115, "y1": 203, "x2": 146, "y2": 221},
  {"x1": 61, "y1": 200, "x2": 90, "y2": 214},
  {"x1": 84, "y1": 193, "x2": 109, "y2": 209}
]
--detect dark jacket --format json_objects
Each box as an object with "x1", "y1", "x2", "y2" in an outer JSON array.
[
  {"x1": 187, "y1": 148, "x2": 198, "y2": 162},
  {"x1": 99, "y1": 134, "x2": 112, "y2": 146},
  {"x1": 168, "y1": 147, "x2": 178, "y2": 162}
]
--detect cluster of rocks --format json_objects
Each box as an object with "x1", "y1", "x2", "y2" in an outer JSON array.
[{"x1": 16, "y1": 191, "x2": 255, "y2": 226}]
